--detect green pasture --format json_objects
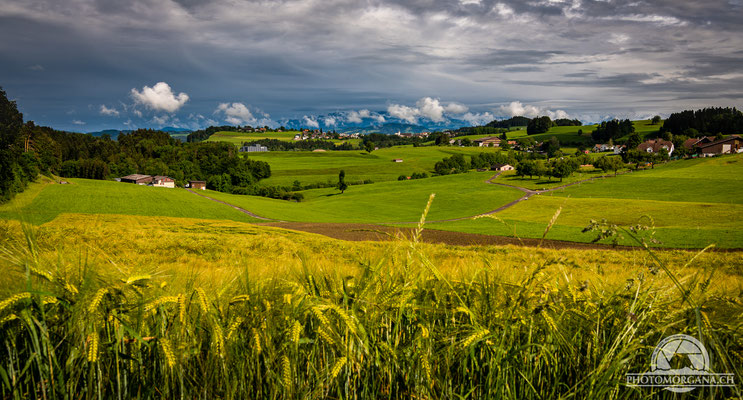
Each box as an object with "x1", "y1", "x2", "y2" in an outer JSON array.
[
  {"x1": 206, "y1": 130, "x2": 300, "y2": 145},
  {"x1": 203, "y1": 171, "x2": 524, "y2": 223},
  {"x1": 206, "y1": 130, "x2": 361, "y2": 148},
  {"x1": 547, "y1": 155, "x2": 743, "y2": 204},
  {"x1": 245, "y1": 146, "x2": 500, "y2": 186},
  {"x1": 424, "y1": 153, "x2": 743, "y2": 248},
  {"x1": 493, "y1": 166, "x2": 612, "y2": 190},
  {"x1": 0, "y1": 179, "x2": 261, "y2": 225}
]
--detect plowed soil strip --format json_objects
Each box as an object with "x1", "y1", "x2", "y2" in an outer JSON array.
[{"x1": 258, "y1": 221, "x2": 739, "y2": 251}]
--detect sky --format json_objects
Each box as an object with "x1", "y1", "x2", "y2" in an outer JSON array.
[{"x1": 1, "y1": 0, "x2": 742, "y2": 132}]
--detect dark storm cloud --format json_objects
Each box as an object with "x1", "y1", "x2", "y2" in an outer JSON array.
[{"x1": 0, "y1": 0, "x2": 741, "y2": 131}]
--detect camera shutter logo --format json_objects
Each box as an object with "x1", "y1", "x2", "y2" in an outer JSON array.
[{"x1": 626, "y1": 334, "x2": 735, "y2": 393}]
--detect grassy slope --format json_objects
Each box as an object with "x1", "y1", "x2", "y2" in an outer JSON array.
[
  {"x1": 0, "y1": 178, "x2": 262, "y2": 225},
  {"x1": 246, "y1": 146, "x2": 498, "y2": 186},
  {"x1": 204, "y1": 171, "x2": 523, "y2": 223},
  {"x1": 206, "y1": 130, "x2": 300, "y2": 144},
  {"x1": 425, "y1": 154, "x2": 743, "y2": 248}
]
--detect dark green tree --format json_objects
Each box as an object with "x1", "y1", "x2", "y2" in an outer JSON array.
[
  {"x1": 526, "y1": 116, "x2": 553, "y2": 135},
  {"x1": 0, "y1": 87, "x2": 27, "y2": 202},
  {"x1": 337, "y1": 170, "x2": 348, "y2": 193},
  {"x1": 542, "y1": 136, "x2": 561, "y2": 159},
  {"x1": 364, "y1": 141, "x2": 375, "y2": 153},
  {"x1": 550, "y1": 158, "x2": 578, "y2": 181},
  {"x1": 625, "y1": 132, "x2": 642, "y2": 151}
]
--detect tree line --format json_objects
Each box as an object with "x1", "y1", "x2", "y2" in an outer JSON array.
[
  {"x1": 661, "y1": 107, "x2": 743, "y2": 137},
  {"x1": 0, "y1": 87, "x2": 276, "y2": 202}
]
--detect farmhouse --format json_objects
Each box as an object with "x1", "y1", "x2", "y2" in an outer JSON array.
[
  {"x1": 239, "y1": 144, "x2": 268, "y2": 152},
  {"x1": 473, "y1": 137, "x2": 502, "y2": 147},
  {"x1": 392, "y1": 158, "x2": 403, "y2": 162},
  {"x1": 490, "y1": 163, "x2": 514, "y2": 171},
  {"x1": 120, "y1": 174, "x2": 153, "y2": 185},
  {"x1": 637, "y1": 139, "x2": 674, "y2": 156},
  {"x1": 683, "y1": 136, "x2": 716, "y2": 151},
  {"x1": 697, "y1": 135, "x2": 743, "y2": 156},
  {"x1": 592, "y1": 143, "x2": 614, "y2": 152},
  {"x1": 152, "y1": 176, "x2": 175, "y2": 188},
  {"x1": 189, "y1": 180, "x2": 206, "y2": 190}
]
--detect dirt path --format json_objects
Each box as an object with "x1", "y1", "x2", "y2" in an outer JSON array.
[
  {"x1": 186, "y1": 189, "x2": 279, "y2": 221},
  {"x1": 258, "y1": 221, "x2": 615, "y2": 249},
  {"x1": 257, "y1": 221, "x2": 741, "y2": 252},
  {"x1": 397, "y1": 170, "x2": 629, "y2": 223}
]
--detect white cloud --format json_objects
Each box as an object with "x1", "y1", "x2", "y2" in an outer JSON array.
[
  {"x1": 387, "y1": 104, "x2": 420, "y2": 123},
  {"x1": 346, "y1": 109, "x2": 372, "y2": 123},
  {"x1": 72, "y1": 120, "x2": 85, "y2": 125},
  {"x1": 497, "y1": 101, "x2": 569, "y2": 120},
  {"x1": 303, "y1": 115, "x2": 319, "y2": 128},
  {"x1": 28, "y1": 64, "x2": 44, "y2": 71},
  {"x1": 215, "y1": 102, "x2": 257, "y2": 125},
  {"x1": 417, "y1": 97, "x2": 447, "y2": 122},
  {"x1": 498, "y1": 101, "x2": 541, "y2": 118},
  {"x1": 373, "y1": 114, "x2": 386, "y2": 123},
  {"x1": 609, "y1": 14, "x2": 685, "y2": 26},
  {"x1": 133, "y1": 109, "x2": 143, "y2": 118},
  {"x1": 130, "y1": 82, "x2": 189, "y2": 113},
  {"x1": 461, "y1": 112, "x2": 495, "y2": 125},
  {"x1": 388, "y1": 97, "x2": 470, "y2": 124},
  {"x1": 493, "y1": 3, "x2": 515, "y2": 17},
  {"x1": 323, "y1": 116, "x2": 337, "y2": 126},
  {"x1": 99, "y1": 104, "x2": 120, "y2": 117},
  {"x1": 444, "y1": 102, "x2": 469, "y2": 114},
  {"x1": 152, "y1": 115, "x2": 169, "y2": 125}
]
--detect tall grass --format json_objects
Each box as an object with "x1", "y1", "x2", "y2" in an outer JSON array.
[{"x1": 0, "y1": 213, "x2": 741, "y2": 398}]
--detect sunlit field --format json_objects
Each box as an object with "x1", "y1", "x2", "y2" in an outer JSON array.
[{"x1": 0, "y1": 213, "x2": 741, "y2": 398}]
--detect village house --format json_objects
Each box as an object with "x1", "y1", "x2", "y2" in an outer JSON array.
[
  {"x1": 696, "y1": 135, "x2": 743, "y2": 157},
  {"x1": 152, "y1": 176, "x2": 175, "y2": 188},
  {"x1": 188, "y1": 180, "x2": 206, "y2": 190},
  {"x1": 613, "y1": 145, "x2": 625, "y2": 155},
  {"x1": 682, "y1": 136, "x2": 716, "y2": 151},
  {"x1": 490, "y1": 163, "x2": 515, "y2": 171},
  {"x1": 592, "y1": 143, "x2": 614, "y2": 152},
  {"x1": 473, "y1": 137, "x2": 502, "y2": 147},
  {"x1": 239, "y1": 144, "x2": 268, "y2": 152},
  {"x1": 120, "y1": 174, "x2": 153, "y2": 185},
  {"x1": 637, "y1": 139, "x2": 674, "y2": 156}
]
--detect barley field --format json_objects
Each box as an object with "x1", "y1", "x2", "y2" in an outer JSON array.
[{"x1": 1, "y1": 207, "x2": 741, "y2": 399}]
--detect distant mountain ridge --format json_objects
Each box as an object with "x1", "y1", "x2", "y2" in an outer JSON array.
[{"x1": 279, "y1": 112, "x2": 473, "y2": 133}]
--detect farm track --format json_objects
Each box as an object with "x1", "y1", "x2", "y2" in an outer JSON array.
[
  {"x1": 256, "y1": 221, "x2": 741, "y2": 252},
  {"x1": 399, "y1": 170, "x2": 632, "y2": 223},
  {"x1": 256, "y1": 221, "x2": 622, "y2": 250},
  {"x1": 185, "y1": 189, "x2": 281, "y2": 221}
]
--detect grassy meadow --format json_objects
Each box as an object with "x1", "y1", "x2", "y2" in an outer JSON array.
[
  {"x1": 0, "y1": 214, "x2": 742, "y2": 398},
  {"x1": 0, "y1": 178, "x2": 261, "y2": 225},
  {"x1": 2, "y1": 154, "x2": 741, "y2": 249},
  {"x1": 426, "y1": 154, "x2": 743, "y2": 248},
  {"x1": 202, "y1": 171, "x2": 523, "y2": 223},
  {"x1": 206, "y1": 130, "x2": 300, "y2": 144},
  {"x1": 244, "y1": 146, "x2": 496, "y2": 186}
]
